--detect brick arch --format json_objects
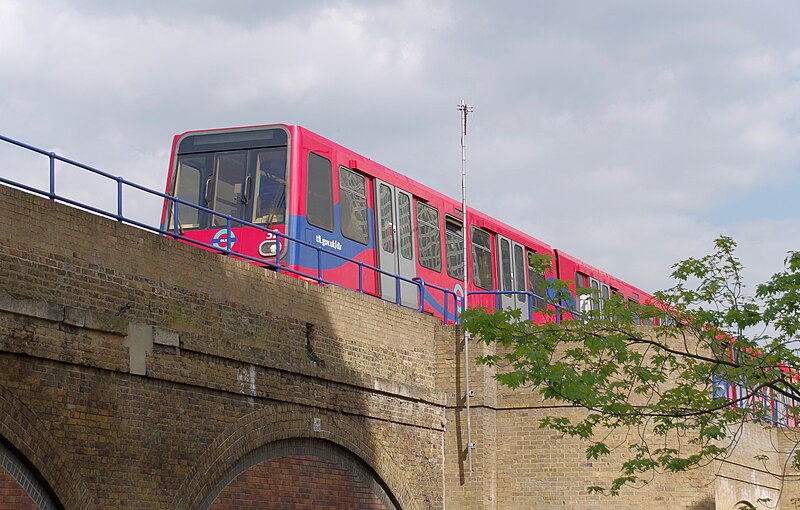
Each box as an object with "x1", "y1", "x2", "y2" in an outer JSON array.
[
  {"x1": 0, "y1": 383, "x2": 94, "y2": 509},
  {"x1": 0, "y1": 440, "x2": 59, "y2": 510},
  {"x1": 200, "y1": 438, "x2": 399, "y2": 510},
  {"x1": 171, "y1": 406, "x2": 420, "y2": 510}
]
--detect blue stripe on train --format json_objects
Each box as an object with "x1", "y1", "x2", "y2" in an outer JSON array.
[
  {"x1": 287, "y1": 203, "x2": 376, "y2": 271},
  {"x1": 286, "y1": 206, "x2": 462, "y2": 323},
  {"x1": 420, "y1": 291, "x2": 459, "y2": 324}
]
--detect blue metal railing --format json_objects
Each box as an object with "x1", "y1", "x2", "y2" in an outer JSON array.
[
  {"x1": 18, "y1": 134, "x2": 795, "y2": 426},
  {"x1": 712, "y1": 375, "x2": 797, "y2": 428},
  {"x1": 0, "y1": 134, "x2": 461, "y2": 323},
  {"x1": 467, "y1": 289, "x2": 579, "y2": 324}
]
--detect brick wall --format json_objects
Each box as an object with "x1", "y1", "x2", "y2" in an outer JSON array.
[
  {"x1": 207, "y1": 439, "x2": 396, "y2": 509},
  {"x1": 0, "y1": 440, "x2": 58, "y2": 510},
  {"x1": 436, "y1": 323, "x2": 800, "y2": 509},
  {"x1": 0, "y1": 470, "x2": 37, "y2": 510},
  {"x1": 1, "y1": 182, "x2": 797, "y2": 510},
  {"x1": 0, "y1": 185, "x2": 446, "y2": 509},
  {"x1": 210, "y1": 456, "x2": 386, "y2": 510}
]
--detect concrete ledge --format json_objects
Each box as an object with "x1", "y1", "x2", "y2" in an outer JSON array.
[
  {"x1": 0, "y1": 291, "x2": 128, "y2": 335},
  {"x1": 0, "y1": 290, "x2": 63, "y2": 322},
  {"x1": 154, "y1": 327, "x2": 180, "y2": 347}
]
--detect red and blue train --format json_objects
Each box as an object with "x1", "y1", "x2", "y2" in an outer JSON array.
[{"x1": 159, "y1": 123, "x2": 656, "y2": 324}]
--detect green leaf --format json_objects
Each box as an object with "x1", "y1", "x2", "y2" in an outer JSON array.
[{"x1": 460, "y1": 236, "x2": 800, "y2": 496}]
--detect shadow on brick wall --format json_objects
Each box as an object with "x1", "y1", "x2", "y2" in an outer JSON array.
[{"x1": 0, "y1": 185, "x2": 444, "y2": 510}]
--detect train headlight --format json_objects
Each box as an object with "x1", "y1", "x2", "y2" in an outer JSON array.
[{"x1": 258, "y1": 239, "x2": 277, "y2": 257}]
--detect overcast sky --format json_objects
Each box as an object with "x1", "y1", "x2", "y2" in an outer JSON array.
[{"x1": 1, "y1": 0, "x2": 798, "y2": 295}]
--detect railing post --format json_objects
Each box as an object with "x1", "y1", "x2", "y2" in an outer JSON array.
[
  {"x1": 172, "y1": 201, "x2": 179, "y2": 237},
  {"x1": 275, "y1": 237, "x2": 281, "y2": 274},
  {"x1": 527, "y1": 292, "x2": 534, "y2": 322},
  {"x1": 317, "y1": 248, "x2": 322, "y2": 283},
  {"x1": 49, "y1": 152, "x2": 56, "y2": 200},
  {"x1": 116, "y1": 176, "x2": 123, "y2": 222},
  {"x1": 412, "y1": 277, "x2": 425, "y2": 313},
  {"x1": 226, "y1": 217, "x2": 232, "y2": 257}
]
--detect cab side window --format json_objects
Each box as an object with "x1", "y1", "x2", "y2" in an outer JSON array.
[
  {"x1": 445, "y1": 217, "x2": 464, "y2": 279},
  {"x1": 417, "y1": 202, "x2": 441, "y2": 271},
  {"x1": 471, "y1": 228, "x2": 494, "y2": 290},
  {"x1": 307, "y1": 152, "x2": 333, "y2": 231},
  {"x1": 339, "y1": 166, "x2": 368, "y2": 244}
]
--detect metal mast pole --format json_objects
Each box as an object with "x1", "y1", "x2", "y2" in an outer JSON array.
[{"x1": 458, "y1": 99, "x2": 474, "y2": 472}]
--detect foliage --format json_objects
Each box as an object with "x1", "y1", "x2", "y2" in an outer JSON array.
[{"x1": 461, "y1": 236, "x2": 800, "y2": 495}]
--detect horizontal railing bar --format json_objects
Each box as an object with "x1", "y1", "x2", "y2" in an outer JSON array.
[{"x1": 0, "y1": 134, "x2": 474, "y2": 325}]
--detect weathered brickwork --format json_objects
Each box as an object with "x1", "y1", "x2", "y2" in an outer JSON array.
[
  {"x1": 0, "y1": 440, "x2": 59, "y2": 510},
  {"x1": 1, "y1": 183, "x2": 797, "y2": 509},
  {"x1": 206, "y1": 439, "x2": 396, "y2": 510},
  {"x1": 435, "y1": 323, "x2": 800, "y2": 509},
  {"x1": 0, "y1": 470, "x2": 37, "y2": 510},
  {"x1": 210, "y1": 456, "x2": 386, "y2": 510},
  {"x1": 0, "y1": 185, "x2": 445, "y2": 509}
]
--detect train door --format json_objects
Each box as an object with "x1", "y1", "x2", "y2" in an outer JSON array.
[
  {"x1": 496, "y1": 235, "x2": 526, "y2": 312},
  {"x1": 526, "y1": 250, "x2": 547, "y2": 311},
  {"x1": 588, "y1": 278, "x2": 610, "y2": 317},
  {"x1": 375, "y1": 180, "x2": 418, "y2": 308}
]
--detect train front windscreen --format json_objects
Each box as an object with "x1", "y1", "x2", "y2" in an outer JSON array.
[
  {"x1": 168, "y1": 128, "x2": 288, "y2": 230},
  {"x1": 166, "y1": 127, "x2": 289, "y2": 258}
]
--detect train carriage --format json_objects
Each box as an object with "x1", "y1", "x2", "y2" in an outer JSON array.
[
  {"x1": 160, "y1": 123, "x2": 652, "y2": 324},
  {"x1": 555, "y1": 250, "x2": 656, "y2": 323}
]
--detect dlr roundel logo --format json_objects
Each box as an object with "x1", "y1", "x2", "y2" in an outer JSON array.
[{"x1": 212, "y1": 229, "x2": 237, "y2": 250}]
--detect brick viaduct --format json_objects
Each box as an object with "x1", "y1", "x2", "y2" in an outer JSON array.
[{"x1": 1, "y1": 184, "x2": 799, "y2": 509}]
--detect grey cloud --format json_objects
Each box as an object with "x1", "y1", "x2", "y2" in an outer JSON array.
[{"x1": 1, "y1": 0, "x2": 798, "y2": 294}]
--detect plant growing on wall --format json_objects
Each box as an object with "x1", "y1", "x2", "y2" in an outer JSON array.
[{"x1": 461, "y1": 236, "x2": 800, "y2": 495}]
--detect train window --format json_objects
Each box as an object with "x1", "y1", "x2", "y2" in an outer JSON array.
[
  {"x1": 601, "y1": 283, "x2": 610, "y2": 316},
  {"x1": 378, "y1": 184, "x2": 395, "y2": 253},
  {"x1": 628, "y1": 298, "x2": 641, "y2": 325},
  {"x1": 339, "y1": 167, "x2": 369, "y2": 244},
  {"x1": 178, "y1": 128, "x2": 287, "y2": 154},
  {"x1": 171, "y1": 155, "x2": 207, "y2": 229},
  {"x1": 527, "y1": 251, "x2": 546, "y2": 310},
  {"x1": 416, "y1": 202, "x2": 441, "y2": 271},
  {"x1": 575, "y1": 272, "x2": 591, "y2": 313},
  {"x1": 499, "y1": 239, "x2": 512, "y2": 292},
  {"x1": 397, "y1": 193, "x2": 413, "y2": 260},
  {"x1": 513, "y1": 244, "x2": 526, "y2": 304},
  {"x1": 471, "y1": 227, "x2": 493, "y2": 290},
  {"x1": 212, "y1": 151, "x2": 248, "y2": 226},
  {"x1": 445, "y1": 217, "x2": 464, "y2": 279},
  {"x1": 307, "y1": 152, "x2": 334, "y2": 231},
  {"x1": 254, "y1": 148, "x2": 287, "y2": 225},
  {"x1": 588, "y1": 279, "x2": 602, "y2": 314}
]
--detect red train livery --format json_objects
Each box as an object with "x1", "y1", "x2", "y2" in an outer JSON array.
[{"x1": 160, "y1": 124, "x2": 655, "y2": 323}]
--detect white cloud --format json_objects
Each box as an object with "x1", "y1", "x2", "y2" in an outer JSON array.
[{"x1": 0, "y1": 0, "x2": 797, "y2": 299}]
